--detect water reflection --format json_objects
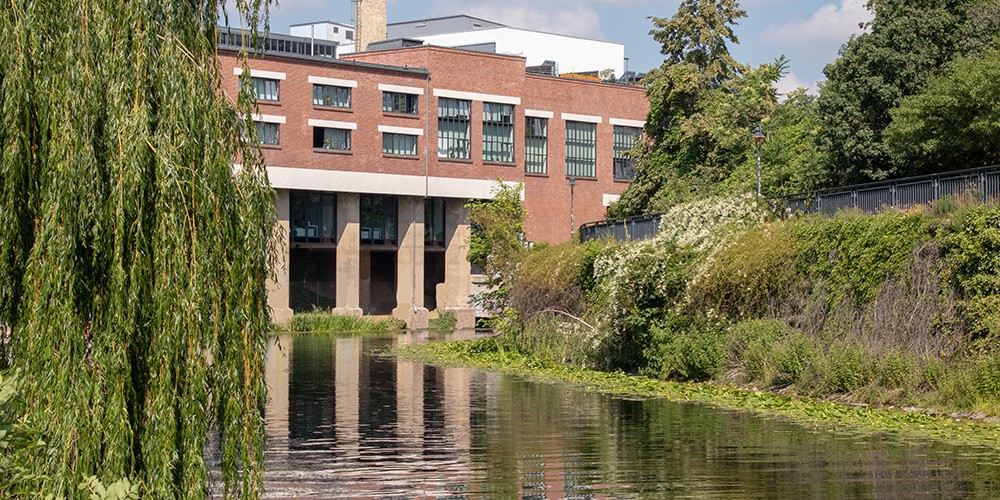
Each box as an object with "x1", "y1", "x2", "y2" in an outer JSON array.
[{"x1": 264, "y1": 332, "x2": 1000, "y2": 498}]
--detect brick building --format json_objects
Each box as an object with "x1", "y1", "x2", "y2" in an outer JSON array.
[{"x1": 217, "y1": 34, "x2": 649, "y2": 329}]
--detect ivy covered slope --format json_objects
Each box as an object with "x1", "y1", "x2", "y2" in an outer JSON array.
[
  {"x1": 1, "y1": 1, "x2": 276, "y2": 497},
  {"x1": 446, "y1": 194, "x2": 1000, "y2": 419}
]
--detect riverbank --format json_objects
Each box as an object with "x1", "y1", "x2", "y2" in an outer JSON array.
[{"x1": 395, "y1": 336, "x2": 1000, "y2": 451}]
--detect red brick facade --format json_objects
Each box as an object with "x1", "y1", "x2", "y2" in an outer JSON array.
[{"x1": 219, "y1": 45, "x2": 648, "y2": 243}]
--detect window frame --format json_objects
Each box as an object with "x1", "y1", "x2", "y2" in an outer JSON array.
[
  {"x1": 482, "y1": 102, "x2": 515, "y2": 163},
  {"x1": 437, "y1": 97, "x2": 471, "y2": 160},
  {"x1": 565, "y1": 120, "x2": 597, "y2": 178},
  {"x1": 382, "y1": 132, "x2": 419, "y2": 157},
  {"x1": 613, "y1": 125, "x2": 642, "y2": 181},
  {"x1": 313, "y1": 84, "x2": 352, "y2": 109},
  {"x1": 255, "y1": 121, "x2": 280, "y2": 146},
  {"x1": 525, "y1": 117, "x2": 548, "y2": 175},
  {"x1": 382, "y1": 91, "x2": 419, "y2": 115},
  {"x1": 312, "y1": 126, "x2": 351, "y2": 151},
  {"x1": 251, "y1": 76, "x2": 280, "y2": 102}
]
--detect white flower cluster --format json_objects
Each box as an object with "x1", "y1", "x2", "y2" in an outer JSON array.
[{"x1": 593, "y1": 195, "x2": 766, "y2": 321}]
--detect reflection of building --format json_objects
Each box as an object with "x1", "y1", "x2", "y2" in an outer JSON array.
[{"x1": 219, "y1": 4, "x2": 648, "y2": 327}]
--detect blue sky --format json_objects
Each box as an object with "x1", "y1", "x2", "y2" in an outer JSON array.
[{"x1": 252, "y1": 0, "x2": 872, "y2": 93}]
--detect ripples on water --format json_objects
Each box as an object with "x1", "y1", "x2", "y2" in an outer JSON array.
[{"x1": 261, "y1": 332, "x2": 1000, "y2": 498}]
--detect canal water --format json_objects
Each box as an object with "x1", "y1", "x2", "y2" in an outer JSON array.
[{"x1": 263, "y1": 332, "x2": 1000, "y2": 498}]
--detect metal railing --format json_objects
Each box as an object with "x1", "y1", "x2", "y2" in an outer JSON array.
[
  {"x1": 579, "y1": 214, "x2": 661, "y2": 243},
  {"x1": 777, "y1": 166, "x2": 1000, "y2": 217}
]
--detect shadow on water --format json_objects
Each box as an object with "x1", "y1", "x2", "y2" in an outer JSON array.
[{"x1": 263, "y1": 331, "x2": 1000, "y2": 498}]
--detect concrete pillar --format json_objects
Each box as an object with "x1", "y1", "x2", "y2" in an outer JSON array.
[
  {"x1": 436, "y1": 199, "x2": 475, "y2": 328},
  {"x1": 268, "y1": 189, "x2": 294, "y2": 325},
  {"x1": 395, "y1": 335, "x2": 424, "y2": 460},
  {"x1": 443, "y1": 367, "x2": 472, "y2": 462},
  {"x1": 264, "y1": 334, "x2": 291, "y2": 448},
  {"x1": 393, "y1": 196, "x2": 429, "y2": 329},
  {"x1": 334, "y1": 193, "x2": 363, "y2": 316},
  {"x1": 335, "y1": 337, "x2": 361, "y2": 455}
]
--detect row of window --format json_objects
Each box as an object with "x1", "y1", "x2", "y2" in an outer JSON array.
[
  {"x1": 290, "y1": 191, "x2": 446, "y2": 247},
  {"x1": 250, "y1": 75, "x2": 641, "y2": 179}
]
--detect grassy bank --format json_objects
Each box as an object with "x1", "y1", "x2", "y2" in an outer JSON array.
[
  {"x1": 474, "y1": 195, "x2": 1000, "y2": 423},
  {"x1": 396, "y1": 337, "x2": 1000, "y2": 450},
  {"x1": 278, "y1": 312, "x2": 406, "y2": 333}
]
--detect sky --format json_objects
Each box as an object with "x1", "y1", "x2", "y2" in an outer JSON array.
[{"x1": 251, "y1": 0, "x2": 873, "y2": 94}]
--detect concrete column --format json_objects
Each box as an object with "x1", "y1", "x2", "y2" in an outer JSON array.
[
  {"x1": 335, "y1": 337, "x2": 361, "y2": 455},
  {"x1": 268, "y1": 189, "x2": 294, "y2": 325},
  {"x1": 334, "y1": 193, "x2": 363, "y2": 316},
  {"x1": 436, "y1": 199, "x2": 475, "y2": 328},
  {"x1": 393, "y1": 196, "x2": 429, "y2": 329},
  {"x1": 264, "y1": 334, "x2": 291, "y2": 448},
  {"x1": 395, "y1": 335, "x2": 424, "y2": 461}
]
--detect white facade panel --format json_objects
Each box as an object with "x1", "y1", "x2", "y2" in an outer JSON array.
[
  {"x1": 416, "y1": 27, "x2": 625, "y2": 76},
  {"x1": 266, "y1": 166, "x2": 520, "y2": 199}
]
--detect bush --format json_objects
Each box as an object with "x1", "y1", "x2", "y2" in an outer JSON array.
[
  {"x1": 940, "y1": 204, "x2": 1000, "y2": 343},
  {"x1": 827, "y1": 342, "x2": 873, "y2": 393},
  {"x1": 727, "y1": 319, "x2": 815, "y2": 387},
  {"x1": 974, "y1": 356, "x2": 1000, "y2": 398},
  {"x1": 646, "y1": 322, "x2": 726, "y2": 382}
]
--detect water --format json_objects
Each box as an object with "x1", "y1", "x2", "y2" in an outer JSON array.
[{"x1": 263, "y1": 332, "x2": 1000, "y2": 498}]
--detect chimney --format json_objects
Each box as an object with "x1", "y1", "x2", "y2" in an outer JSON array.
[{"x1": 354, "y1": 0, "x2": 387, "y2": 52}]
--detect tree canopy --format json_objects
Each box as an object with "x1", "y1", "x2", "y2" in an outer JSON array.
[
  {"x1": 818, "y1": 0, "x2": 1000, "y2": 183},
  {"x1": 885, "y1": 48, "x2": 1000, "y2": 171},
  {"x1": 1, "y1": 0, "x2": 276, "y2": 497},
  {"x1": 649, "y1": 0, "x2": 748, "y2": 86}
]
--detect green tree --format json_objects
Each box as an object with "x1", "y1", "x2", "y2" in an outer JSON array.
[
  {"x1": 649, "y1": 0, "x2": 748, "y2": 86},
  {"x1": 818, "y1": 0, "x2": 1000, "y2": 184},
  {"x1": 885, "y1": 49, "x2": 1000, "y2": 171},
  {"x1": 758, "y1": 89, "x2": 828, "y2": 195},
  {"x1": 610, "y1": 61, "x2": 782, "y2": 217},
  {"x1": 0, "y1": 1, "x2": 275, "y2": 497},
  {"x1": 467, "y1": 183, "x2": 526, "y2": 315}
]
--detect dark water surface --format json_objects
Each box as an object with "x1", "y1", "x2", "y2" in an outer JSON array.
[{"x1": 263, "y1": 332, "x2": 1000, "y2": 498}]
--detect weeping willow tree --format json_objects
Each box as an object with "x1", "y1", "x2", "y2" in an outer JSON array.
[{"x1": 0, "y1": 0, "x2": 277, "y2": 497}]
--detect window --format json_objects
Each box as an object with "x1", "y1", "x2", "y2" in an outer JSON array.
[
  {"x1": 360, "y1": 195, "x2": 398, "y2": 246},
  {"x1": 312, "y1": 127, "x2": 350, "y2": 151},
  {"x1": 290, "y1": 191, "x2": 336, "y2": 244},
  {"x1": 483, "y1": 102, "x2": 514, "y2": 163},
  {"x1": 313, "y1": 84, "x2": 351, "y2": 108},
  {"x1": 255, "y1": 122, "x2": 279, "y2": 145},
  {"x1": 383, "y1": 92, "x2": 418, "y2": 114},
  {"x1": 614, "y1": 125, "x2": 642, "y2": 181},
  {"x1": 438, "y1": 98, "x2": 471, "y2": 159},
  {"x1": 382, "y1": 133, "x2": 418, "y2": 156},
  {"x1": 565, "y1": 121, "x2": 596, "y2": 177},
  {"x1": 346, "y1": 30, "x2": 354, "y2": 40},
  {"x1": 251, "y1": 77, "x2": 279, "y2": 102},
  {"x1": 425, "y1": 198, "x2": 446, "y2": 247},
  {"x1": 525, "y1": 117, "x2": 548, "y2": 174}
]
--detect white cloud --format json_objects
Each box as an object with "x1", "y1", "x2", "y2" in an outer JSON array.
[
  {"x1": 761, "y1": 0, "x2": 871, "y2": 47},
  {"x1": 775, "y1": 71, "x2": 815, "y2": 97},
  {"x1": 433, "y1": 1, "x2": 605, "y2": 39}
]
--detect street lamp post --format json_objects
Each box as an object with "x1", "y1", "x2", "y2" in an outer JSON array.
[
  {"x1": 568, "y1": 176, "x2": 577, "y2": 238},
  {"x1": 753, "y1": 124, "x2": 764, "y2": 200}
]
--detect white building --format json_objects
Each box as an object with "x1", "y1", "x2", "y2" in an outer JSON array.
[
  {"x1": 290, "y1": 20, "x2": 358, "y2": 53},
  {"x1": 292, "y1": 15, "x2": 627, "y2": 77}
]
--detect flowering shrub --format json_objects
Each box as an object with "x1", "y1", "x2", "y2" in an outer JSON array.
[{"x1": 589, "y1": 195, "x2": 765, "y2": 370}]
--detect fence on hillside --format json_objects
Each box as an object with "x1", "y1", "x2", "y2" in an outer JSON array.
[
  {"x1": 777, "y1": 165, "x2": 1000, "y2": 217},
  {"x1": 579, "y1": 165, "x2": 1000, "y2": 243},
  {"x1": 578, "y1": 214, "x2": 661, "y2": 243}
]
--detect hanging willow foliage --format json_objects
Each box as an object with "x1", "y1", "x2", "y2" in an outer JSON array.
[{"x1": 0, "y1": 0, "x2": 277, "y2": 497}]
